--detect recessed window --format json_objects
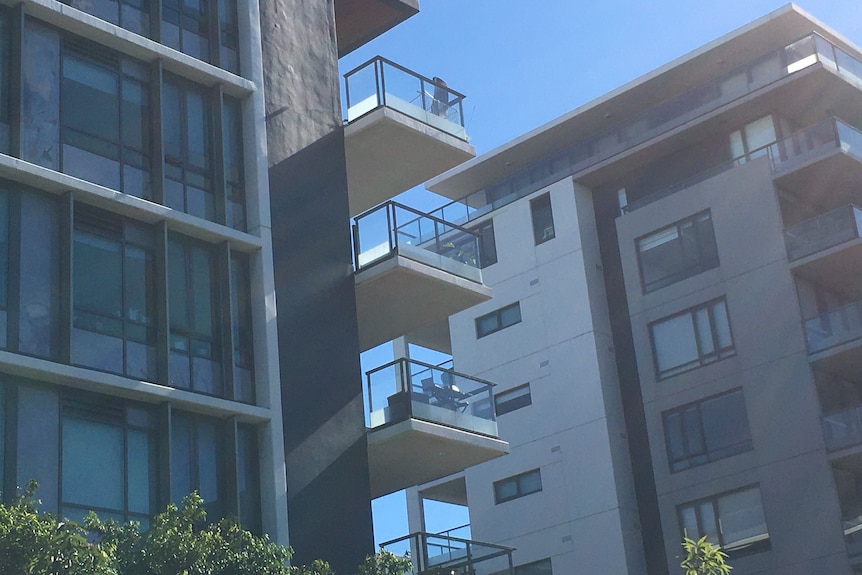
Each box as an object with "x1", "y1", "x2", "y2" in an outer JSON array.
[
  {"x1": 472, "y1": 219, "x2": 497, "y2": 268},
  {"x1": 530, "y1": 193, "x2": 555, "y2": 245},
  {"x1": 651, "y1": 298, "x2": 734, "y2": 378},
  {"x1": 494, "y1": 468, "x2": 542, "y2": 504},
  {"x1": 679, "y1": 486, "x2": 769, "y2": 555},
  {"x1": 495, "y1": 383, "x2": 532, "y2": 416},
  {"x1": 664, "y1": 389, "x2": 752, "y2": 472},
  {"x1": 61, "y1": 395, "x2": 157, "y2": 526},
  {"x1": 0, "y1": 10, "x2": 10, "y2": 153},
  {"x1": 171, "y1": 411, "x2": 223, "y2": 521},
  {"x1": 637, "y1": 211, "x2": 719, "y2": 292},
  {"x1": 476, "y1": 302, "x2": 521, "y2": 338},
  {"x1": 729, "y1": 115, "x2": 776, "y2": 161}
]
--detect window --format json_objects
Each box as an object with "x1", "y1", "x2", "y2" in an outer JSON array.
[
  {"x1": 222, "y1": 96, "x2": 246, "y2": 230},
  {"x1": 0, "y1": 189, "x2": 8, "y2": 348},
  {"x1": 530, "y1": 193, "x2": 555, "y2": 244},
  {"x1": 61, "y1": 42, "x2": 151, "y2": 198},
  {"x1": 0, "y1": 10, "x2": 10, "y2": 153},
  {"x1": 237, "y1": 424, "x2": 261, "y2": 532},
  {"x1": 495, "y1": 383, "x2": 532, "y2": 416},
  {"x1": 729, "y1": 115, "x2": 776, "y2": 161},
  {"x1": 72, "y1": 205, "x2": 156, "y2": 380},
  {"x1": 637, "y1": 211, "x2": 719, "y2": 292},
  {"x1": 515, "y1": 558, "x2": 553, "y2": 575},
  {"x1": 679, "y1": 486, "x2": 769, "y2": 555},
  {"x1": 171, "y1": 411, "x2": 223, "y2": 521},
  {"x1": 168, "y1": 236, "x2": 222, "y2": 395},
  {"x1": 471, "y1": 219, "x2": 497, "y2": 268},
  {"x1": 61, "y1": 395, "x2": 157, "y2": 526},
  {"x1": 163, "y1": 76, "x2": 215, "y2": 222},
  {"x1": 231, "y1": 253, "x2": 254, "y2": 403},
  {"x1": 664, "y1": 389, "x2": 752, "y2": 472},
  {"x1": 651, "y1": 298, "x2": 734, "y2": 378},
  {"x1": 476, "y1": 302, "x2": 521, "y2": 338},
  {"x1": 65, "y1": 0, "x2": 149, "y2": 38},
  {"x1": 494, "y1": 469, "x2": 542, "y2": 504},
  {"x1": 162, "y1": 0, "x2": 211, "y2": 63}
]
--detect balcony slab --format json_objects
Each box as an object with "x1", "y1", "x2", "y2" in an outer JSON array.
[
  {"x1": 355, "y1": 251, "x2": 490, "y2": 352},
  {"x1": 345, "y1": 107, "x2": 475, "y2": 216},
  {"x1": 334, "y1": 0, "x2": 418, "y2": 57},
  {"x1": 367, "y1": 417, "x2": 508, "y2": 498}
]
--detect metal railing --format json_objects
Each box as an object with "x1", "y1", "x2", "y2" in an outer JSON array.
[
  {"x1": 352, "y1": 201, "x2": 484, "y2": 282},
  {"x1": 365, "y1": 358, "x2": 497, "y2": 437},
  {"x1": 768, "y1": 117, "x2": 862, "y2": 173},
  {"x1": 785, "y1": 204, "x2": 862, "y2": 261},
  {"x1": 431, "y1": 32, "x2": 862, "y2": 225},
  {"x1": 379, "y1": 531, "x2": 514, "y2": 575},
  {"x1": 343, "y1": 56, "x2": 467, "y2": 140},
  {"x1": 804, "y1": 299, "x2": 862, "y2": 354}
]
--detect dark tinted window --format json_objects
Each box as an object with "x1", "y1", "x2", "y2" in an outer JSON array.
[
  {"x1": 530, "y1": 193, "x2": 555, "y2": 244},
  {"x1": 494, "y1": 469, "x2": 542, "y2": 504},
  {"x1": 476, "y1": 302, "x2": 521, "y2": 338},
  {"x1": 638, "y1": 211, "x2": 719, "y2": 292},
  {"x1": 495, "y1": 384, "x2": 531, "y2": 416}
]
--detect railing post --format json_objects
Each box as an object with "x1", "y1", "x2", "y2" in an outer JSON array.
[
  {"x1": 389, "y1": 203, "x2": 397, "y2": 252},
  {"x1": 377, "y1": 59, "x2": 386, "y2": 107}
]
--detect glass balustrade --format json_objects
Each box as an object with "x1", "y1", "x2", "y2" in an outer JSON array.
[
  {"x1": 804, "y1": 300, "x2": 862, "y2": 354},
  {"x1": 365, "y1": 358, "x2": 497, "y2": 437},
  {"x1": 785, "y1": 204, "x2": 862, "y2": 261},
  {"x1": 379, "y1": 531, "x2": 514, "y2": 575},
  {"x1": 343, "y1": 56, "x2": 467, "y2": 140},
  {"x1": 352, "y1": 201, "x2": 484, "y2": 283}
]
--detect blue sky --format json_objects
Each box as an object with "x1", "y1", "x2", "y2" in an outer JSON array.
[{"x1": 339, "y1": 0, "x2": 862, "y2": 546}]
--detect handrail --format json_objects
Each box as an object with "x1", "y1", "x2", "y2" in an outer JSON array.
[
  {"x1": 365, "y1": 357, "x2": 496, "y2": 388},
  {"x1": 354, "y1": 200, "x2": 477, "y2": 236},
  {"x1": 344, "y1": 55, "x2": 467, "y2": 100}
]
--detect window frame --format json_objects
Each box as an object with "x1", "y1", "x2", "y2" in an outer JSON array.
[
  {"x1": 677, "y1": 485, "x2": 770, "y2": 557},
  {"x1": 493, "y1": 468, "x2": 542, "y2": 504},
  {"x1": 636, "y1": 210, "x2": 719, "y2": 293},
  {"x1": 494, "y1": 383, "x2": 532, "y2": 416},
  {"x1": 530, "y1": 192, "x2": 555, "y2": 245},
  {"x1": 649, "y1": 297, "x2": 735, "y2": 379},
  {"x1": 663, "y1": 388, "x2": 753, "y2": 472},
  {"x1": 514, "y1": 558, "x2": 553, "y2": 575},
  {"x1": 476, "y1": 302, "x2": 522, "y2": 339},
  {"x1": 471, "y1": 218, "x2": 497, "y2": 268}
]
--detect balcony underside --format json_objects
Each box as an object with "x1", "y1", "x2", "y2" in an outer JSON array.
[
  {"x1": 345, "y1": 107, "x2": 476, "y2": 216},
  {"x1": 792, "y1": 240, "x2": 862, "y2": 300},
  {"x1": 774, "y1": 150, "x2": 862, "y2": 205},
  {"x1": 367, "y1": 417, "x2": 508, "y2": 498},
  {"x1": 355, "y1": 251, "x2": 491, "y2": 352},
  {"x1": 334, "y1": 0, "x2": 419, "y2": 57},
  {"x1": 417, "y1": 475, "x2": 468, "y2": 506}
]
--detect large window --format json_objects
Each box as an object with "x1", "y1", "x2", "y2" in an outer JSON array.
[
  {"x1": 169, "y1": 236, "x2": 222, "y2": 395},
  {"x1": 222, "y1": 96, "x2": 246, "y2": 230},
  {"x1": 230, "y1": 253, "x2": 254, "y2": 403},
  {"x1": 237, "y1": 423, "x2": 261, "y2": 533},
  {"x1": 664, "y1": 389, "x2": 752, "y2": 472},
  {"x1": 494, "y1": 383, "x2": 532, "y2": 416},
  {"x1": 651, "y1": 298, "x2": 734, "y2": 378},
  {"x1": 72, "y1": 205, "x2": 156, "y2": 380},
  {"x1": 61, "y1": 395, "x2": 157, "y2": 525},
  {"x1": 0, "y1": 10, "x2": 10, "y2": 154},
  {"x1": 494, "y1": 469, "x2": 542, "y2": 504},
  {"x1": 163, "y1": 76, "x2": 215, "y2": 222},
  {"x1": 66, "y1": 0, "x2": 149, "y2": 38},
  {"x1": 61, "y1": 44, "x2": 151, "y2": 199},
  {"x1": 679, "y1": 486, "x2": 769, "y2": 555},
  {"x1": 162, "y1": 0, "x2": 211, "y2": 64},
  {"x1": 637, "y1": 211, "x2": 719, "y2": 292},
  {"x1": 729, "y1": 115, "x2": 776, "y2": 161},
  {"x1": 472, "y1": 219, "x2": 497, "y2": 268},
  {"x1": 515, "y1": 559, "x2": 553, "y2": 575},
  {"x1": 171, "y1": 411, "x2": 222, "y2": 521},
  {"x1": 476, "y1": 302, "x2": 521, "y2": 339},
  {"x1": 530, "y1": 193, "x2": 555, "y2": 245}
]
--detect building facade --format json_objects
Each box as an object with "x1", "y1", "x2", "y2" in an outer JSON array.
[{"x1": 406, "y1": 5, "x2": 862, "y2": 575}]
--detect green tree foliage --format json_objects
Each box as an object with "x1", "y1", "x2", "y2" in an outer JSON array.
[
  {"x1": 680, "y1": 537, "x2": 732, "y2": 575},
  {"x1": 0, "y1": 480, "x2": 113, "y2": 575},
  {"x1": 0, "y1": 483, "x2": 410, "y2": 575}
]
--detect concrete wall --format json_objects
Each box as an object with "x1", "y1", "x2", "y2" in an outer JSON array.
[
  {"x1": 615, "y1": 157, "x2": 849, "y2": 574},
  {"x1": 415, "y1": 179, "x2": 646, "y2": 574}
]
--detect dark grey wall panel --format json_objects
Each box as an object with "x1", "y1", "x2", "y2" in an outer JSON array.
[{"x1": 269, "y1": 128, "x2": 373, "y2": 572}]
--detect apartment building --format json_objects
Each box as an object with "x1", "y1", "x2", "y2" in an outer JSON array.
[
  {"x1": 404, "y1": 5, "x2": 862, "y2": 574},
  {"x1": 0, "y1": 0, "x2": 517, "y2": 572}
]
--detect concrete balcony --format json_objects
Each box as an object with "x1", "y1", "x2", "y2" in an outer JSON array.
[
  {"x1": 769, "y1": 118, "x2": 862, "y2": 200},
  {"x1": 786, "y1": 205, "x2": 862, "y2": 299},
  {"x1": 379, "y1": 531, "x2": 514, "y2": 575},
  {"x1": 353, "y1": 202, "x2": 491, "y2": 353},
  {"x1": 334, "y1": 0, "x2": 418, "y2": 57},
  {"x1": 805, "y1": 301, "x2": 862, "y2": 380},
  {"x1": 365, "y1": 358, "x2": 508, "y2": 498},
  {"x1": 343, "y1": 58, "x2": 475, "y2": 216}
]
